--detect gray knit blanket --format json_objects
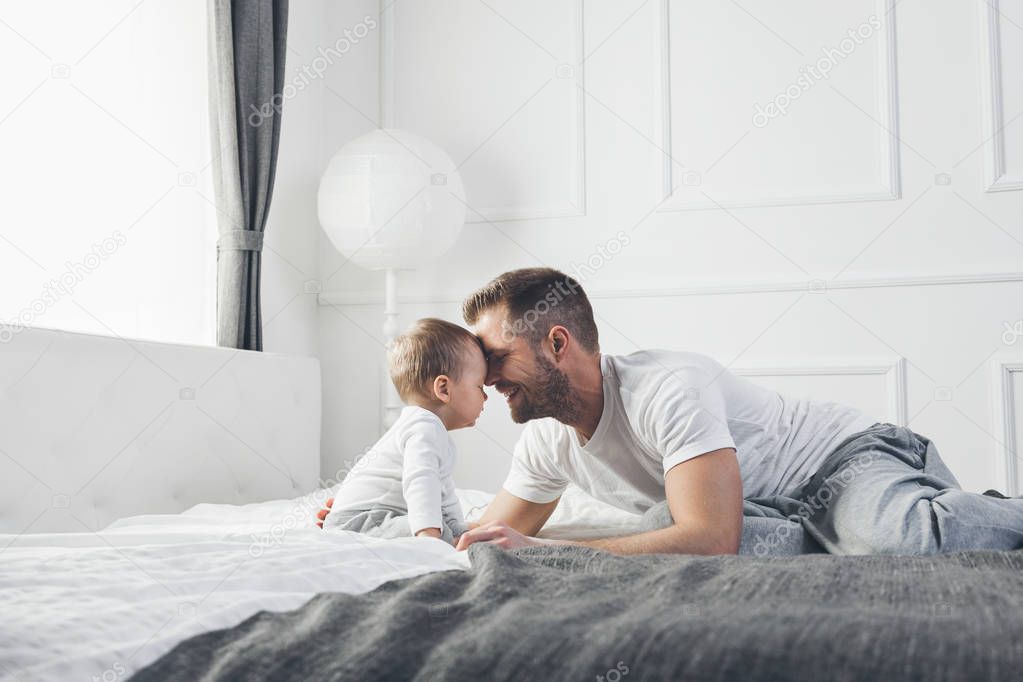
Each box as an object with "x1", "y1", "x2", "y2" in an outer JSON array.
[{"x1": 131, "y1": 544, "x2": 1023, "y2": 681}]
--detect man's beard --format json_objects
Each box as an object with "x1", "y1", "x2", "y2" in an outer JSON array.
[{"x1": 508, "y1": 354, "x2": 581, "y2": 425}]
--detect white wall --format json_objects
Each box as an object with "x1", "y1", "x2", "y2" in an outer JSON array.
[
  {"x1": 316, "y1": 0, "x2": 1023, "y2": 495},
  {"x1": 260, "y1": 0, "x2": 330, "y2": 359},
  {"x1": 315, "y1": 0, "x2": 386, "y2": 481}
]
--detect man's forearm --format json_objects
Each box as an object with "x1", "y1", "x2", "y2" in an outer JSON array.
[
  {"x1": 557, "y1": 524, "x2": 739, "y2": 556},
  {"x1": 478, "y1": 490, "x2": 561, "y2": 537}
]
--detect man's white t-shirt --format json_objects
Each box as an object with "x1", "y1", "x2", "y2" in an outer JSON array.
[
  {"x1": 502, "y1": 350, "x2": 878, "y2": 514},
  {"x1": 332, "y1": 405, "x2": 466, "y2": 535}
]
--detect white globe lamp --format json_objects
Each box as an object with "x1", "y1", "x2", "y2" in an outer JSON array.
[{"x1": 318, "y1": 129, "x2": 467, "y2": 428}]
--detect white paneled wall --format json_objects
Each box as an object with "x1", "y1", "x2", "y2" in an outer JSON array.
[
  {"x1": 316, "y1": 0, "x2": 1023, "y2": 495},
  {"x1": 384, "y1": 0, "x2": 587, "y2": 221},
  {"x1": 259, "y1": 0, "x2": 333, "y2": 359}
]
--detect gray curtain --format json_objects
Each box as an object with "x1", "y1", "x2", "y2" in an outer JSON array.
[{"x1": 208, "y1": 0, "x2": 289, "y2": 351}]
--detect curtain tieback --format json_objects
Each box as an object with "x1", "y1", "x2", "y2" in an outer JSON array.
[{"x1": 217, "y1": 229, "x2": 264, "y2": 252}]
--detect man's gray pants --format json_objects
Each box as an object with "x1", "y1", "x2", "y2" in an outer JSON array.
[{"x1": 640, "y1": 422, "x2": 1023, "y2": 556}]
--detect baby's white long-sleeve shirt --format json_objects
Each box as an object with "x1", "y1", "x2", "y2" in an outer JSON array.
[{"x1": 332, "y1": 406, "x2": 466, "y2": 536}]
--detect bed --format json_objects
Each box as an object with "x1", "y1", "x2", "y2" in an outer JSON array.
[
  {"x1": 0, "y1": 326, "x2": 649, "y2": 679},
  {"x1": 3, "y1": 327, "x2": 1022, "y2": 681},
  {"x1": 7, "y1": 487, "x2": 1023, "y2": 681},
  {"x1": 0, "y1": 484, "x2": 639, "y2": 680},
  {"x1": 132, "y1": 542, "x2": 1023, "y2": 682}
]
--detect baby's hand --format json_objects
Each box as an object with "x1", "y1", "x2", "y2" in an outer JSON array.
[
  {"x1": 315, "y1": 498, "x2": 334, "y2": 529},
  {"x1": 415, "y1": 527, "x2": 442, "y2": 539}
]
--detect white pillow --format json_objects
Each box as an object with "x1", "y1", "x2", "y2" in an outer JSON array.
[{"x1": 457, "y1": 485, "x2": 643, "y2": 540}]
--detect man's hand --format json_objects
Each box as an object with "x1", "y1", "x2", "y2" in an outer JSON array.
[
  {"x1": 454, "y1": 520, "x2": 549, "y2": 551},
  {"x1": 451, "y1": 489, "x2": 562, "y2": 551},
  {"x1": 315, "y1": 497, "x2": 334, "y2": 528}
]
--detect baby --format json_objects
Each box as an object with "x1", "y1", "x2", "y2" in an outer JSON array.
[{"x1": 321, "y1": 318, "x2": 488, "y2": 544}]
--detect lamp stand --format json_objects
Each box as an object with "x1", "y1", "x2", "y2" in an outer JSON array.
[{"x1": 381, "y1": 267, "x2": 403, "y2": 430}]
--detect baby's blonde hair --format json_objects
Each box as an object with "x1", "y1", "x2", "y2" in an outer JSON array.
[{"x1": 388, "y1": 318, "x2": 482, "y2": 403}]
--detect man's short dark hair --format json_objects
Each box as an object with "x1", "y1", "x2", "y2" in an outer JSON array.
[{"x1": 461, "y1": 267, "x2": 599, "y2": 353}]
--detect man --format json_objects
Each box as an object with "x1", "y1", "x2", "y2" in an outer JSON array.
[{"x1": 324, "y1": 267, "x2": 1023, "y2": 556}]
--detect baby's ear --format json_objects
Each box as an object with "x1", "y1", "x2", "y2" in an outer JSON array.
[{"x1": 432, "y1": 375, "x2": 451, "y2": 403}]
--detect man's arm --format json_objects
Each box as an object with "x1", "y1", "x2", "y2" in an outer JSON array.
[
  {"x1": 455, "y1": 489, "x2": 560, "y2": 549},
  {"x1": 457, "y1": 448, "x2": 743, "y2": 555},
  {"x1": 576, "y1": 448, "x2": 742, "y2": 554}
]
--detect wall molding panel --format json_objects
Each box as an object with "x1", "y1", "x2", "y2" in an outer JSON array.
[
  {"x1": 992, "y1": 357, "x2": 1023, "y2": 495},
  {"x1": 732, "y1": 358, "x2": 908, "y2": 425},
  {"x1": 980, "y1": 0, "x2": 1023, "y2": 193},
  {"x1": 654, "y1": 0, "x2": 902, "y2": 211},
  {"x1": 318, "y1": 270, "x2": 1023, "y2": 306}
]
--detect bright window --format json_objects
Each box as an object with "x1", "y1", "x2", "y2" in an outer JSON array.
[{"x1": 0, "y1": 0, "x2": 216, "y2": 346}]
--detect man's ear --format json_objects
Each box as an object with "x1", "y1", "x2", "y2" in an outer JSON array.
[
  {"x1": 432, "y1": 375, "x2": 451, "y2": 403},
  {"x1": 549, "y1": 326, "x2": 570, "y2": 360}
]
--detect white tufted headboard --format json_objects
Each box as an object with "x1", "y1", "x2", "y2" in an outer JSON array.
[{"x1": 0, "y1": 326, "x2": 321, "y2": 534}]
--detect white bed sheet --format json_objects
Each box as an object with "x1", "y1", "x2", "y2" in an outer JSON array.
[{"x1": 0, "y1": 486, "x2": 641, "y2": 681}]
